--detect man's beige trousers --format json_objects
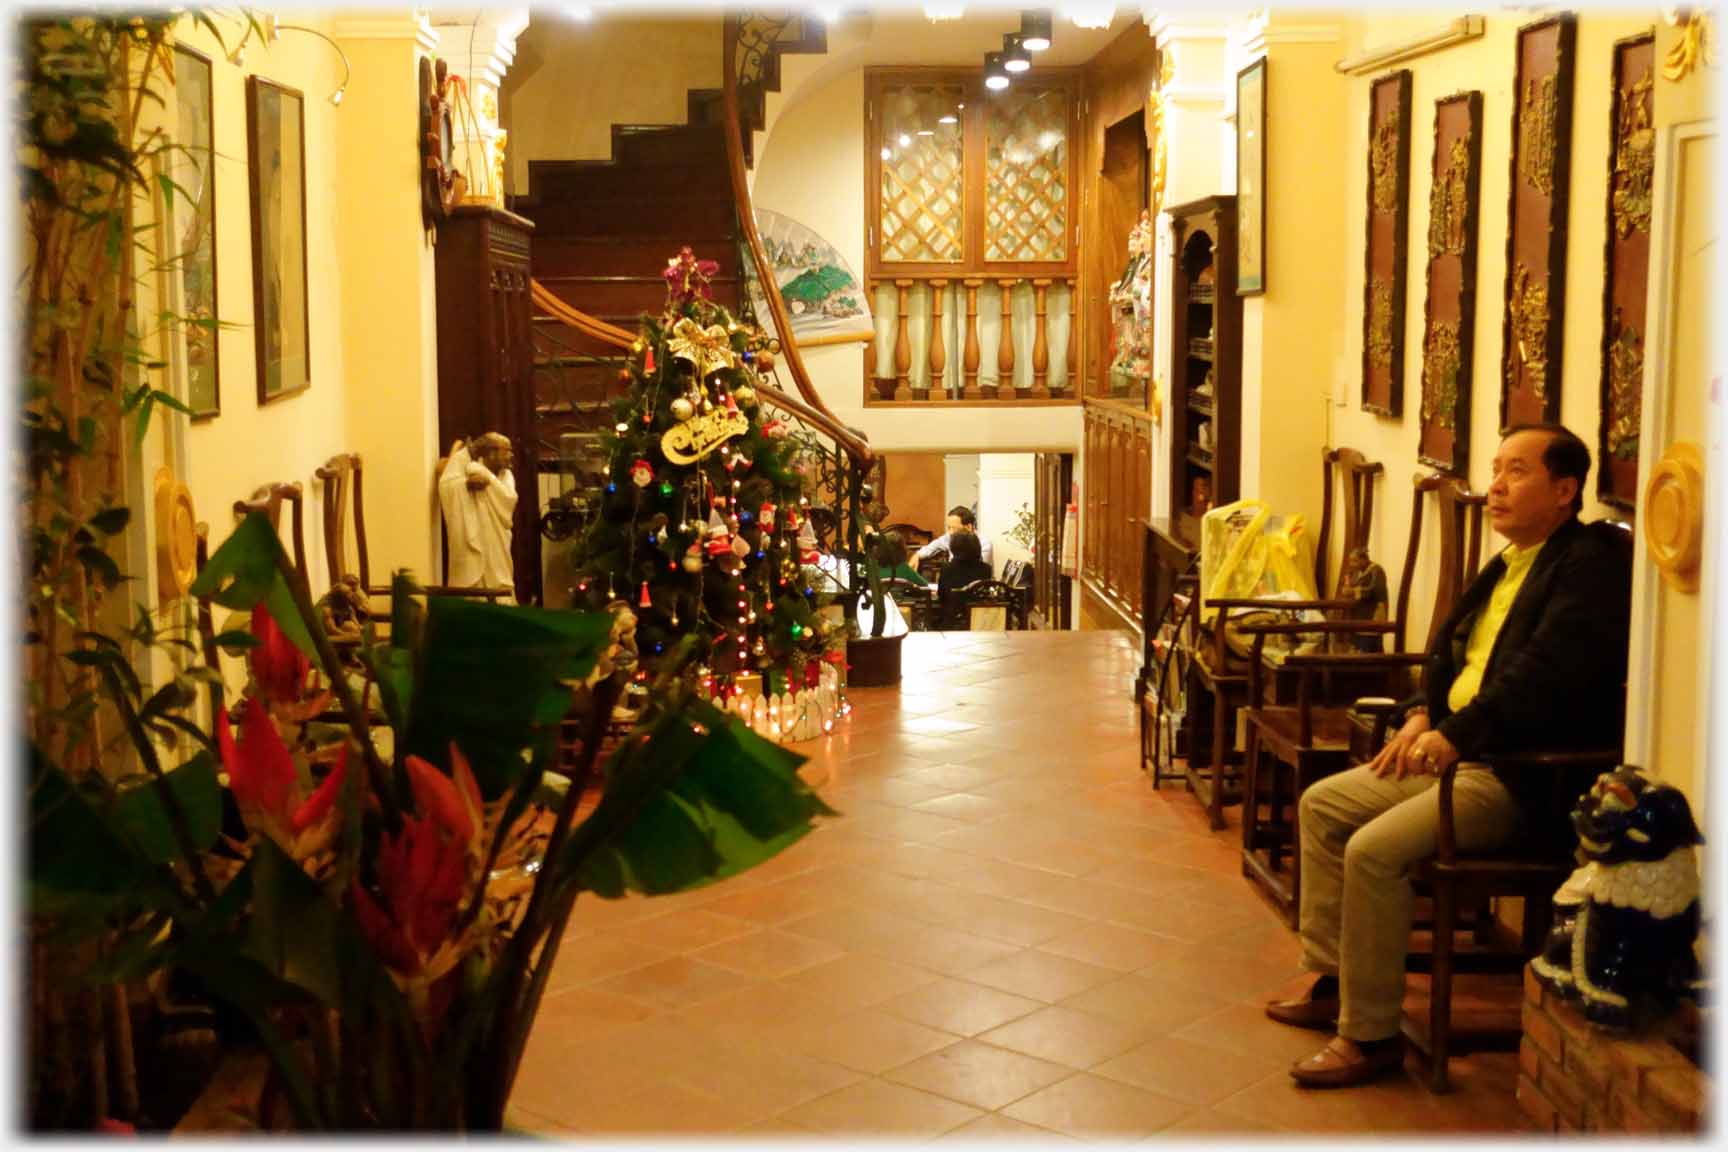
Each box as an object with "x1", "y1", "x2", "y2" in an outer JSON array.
[{"x1": 1296, "y1": 764, "x2": 1523, "y2": 1041}]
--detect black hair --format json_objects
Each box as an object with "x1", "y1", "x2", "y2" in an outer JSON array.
[
  {"x1": 1502, "y1": 423, "x2": 1590, "y2": 515},
  {"x1": 879, "y1": 530, "x2": 908, "y2": 568},
  {"x1": 948, "y1": 529, "x2": 982, "y2": 563},
  {"x1": 948, "y1": 505, "x2": 977, "y2": 528}
]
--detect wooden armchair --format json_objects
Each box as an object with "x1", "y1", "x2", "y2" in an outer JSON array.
[
  {"x1": 1240, "y1": 469, "x2": 1484, "y2": 922},
  {"x1": 883, "y1": 577, "x2": 934, "y2": 632},
  {"x1": 961, "y1": 578, "x2": 1025, "y2": 631},
  {"x1": 317, "y1": 453, "x2": 512, "y2": 607},
  {"x1": 232, "y1": 480, "x2": 308, "y2": 579},
  {"x1": 882, "y1": 522, "x2": 935, "y2": 550},
  {"x1": 1182, "y1": 447, "x2": 1383, "y2": 831}
]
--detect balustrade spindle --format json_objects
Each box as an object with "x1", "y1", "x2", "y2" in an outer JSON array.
[
  {"x1": 927, "y1": 280, "x2": 947, "y2": 398},
  {"x1": 1063, "y1": 277, "x2": 1078, "y2": 395},
  {"x1": 997, "y1": 278, "x2": 1019, "y2": 400},
  {"x1": 1031, "y1": 278, "x2": 1051, "y2": 398},
  {"x1": 893, "y1": 280, "x2": 913, "y2": 401},
  {"x1": 962, "y1": 279, "x2": 983, "y2": 399}
]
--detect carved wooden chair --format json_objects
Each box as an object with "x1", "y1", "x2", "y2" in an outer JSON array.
[
  {"x1": 318, "y1": 452, "x2": 512, "y2": 607},
  {"x1": 960, "y1": 578, "x2": 1025, "y2": 631},
  {"x1": 232, "y1": 480, "x2": 308, "y2": 580},
  {"x1": 883, "y1": 577, "x2": 934, "y2": 632},
  {"x1": 882, "y1": 521, "x2": 935, "y2": 551},
  {"x1": 1239, "y1": 468, "x2": 1484, "y2": 924},
  {"x1": 1182, "y1": 447, "x2": 1383, "y2": 832},
  {"x1": 1395, "y1": 520, "x2": 1633, "y2": 1092}
]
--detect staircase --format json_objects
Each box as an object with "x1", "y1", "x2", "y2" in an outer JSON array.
[{"x1": 509, "y1": 18, "x2": 828, "y2": 604}]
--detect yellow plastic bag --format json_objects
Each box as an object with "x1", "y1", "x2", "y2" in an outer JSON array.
[{"x1": 1198, "y1": 499, "x2": 1321, "y2": 660}]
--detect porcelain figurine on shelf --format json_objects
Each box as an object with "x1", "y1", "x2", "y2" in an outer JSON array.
[
  {"x1": 437, "y1": 433, "x2": 517, "y2": 598},
  {"x1": 1531, "y1": 766, "x2": 1703, "y2": 1030},
  {"x1": 1107, "y1": 211, "x2": 1155, "y2": 396}
]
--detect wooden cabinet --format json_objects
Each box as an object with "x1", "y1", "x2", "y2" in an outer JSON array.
[
  {"x1": 1167, "y1": 195, "x2": 1242, "y2": 545},
  {"x1": 434, "y1": 204, "x2": 540, "y2": 604},
  {"x1": 1080, "y1": 401, "x2": 1151, "y2": 630}
]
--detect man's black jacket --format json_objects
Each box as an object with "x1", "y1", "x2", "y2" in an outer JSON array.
[{"x1": 1399, "y1": 516, "x2": 1633, "y2": 822}]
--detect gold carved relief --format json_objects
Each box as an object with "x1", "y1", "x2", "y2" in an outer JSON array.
[
  {"x1": 1662, "y1": 9, "x2": 1715, "y2": 82},
  {"x1": 1518, "y1": 75, "x2": 1558, "y2": 195},
  {"x1": 1506, "y1": 263, "x2": 1551, "y2": 403},
  {"x1": 1427, "y1": 137, "x2": 1470, "y2": 259},
  {"x1": 1607, "y1": 317, "x2": 1644, "y2": 460},
  {"x1": 1612, "y1": 69, "x2": 1655, "y2": 237},
  {"x1": 1367, "y1": 277, "x2": 1395, "y2": 371},
  {"x1": 1420, "y1": 320, "x2": 1461, "y2": 429},
  {"x1": 1370, "y1": 111, "x2": 1400, "y2": 214}
]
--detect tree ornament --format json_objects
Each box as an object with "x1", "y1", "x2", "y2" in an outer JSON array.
[
  {"x1": 755, "y1": 350, "x2": 775, "y2": 373},
  {"x1": 731, "y1": 534, "x2": 751, "y2": 559},
  {"x1": 682, "y1": 543, "x2": 704, "y2": 572},
  {"x1": 752, "y1": 637, "x2": 767, "y2": 658},
  {"x1": 759, "y1": 501, "x2": 777, "y2": 531},
  {"x1": 667, "y1": 317, "x2": 737, "y2": 378},
  {"x1": 762, "y1": 418, "x2": 788, "y2": 440},
  {"x1": 733, "y1": 384, "x2": 757, "y2": 409},
  {"x1": 643, "y1": 345, "x2": 655, "y2": 374},
  {"x1": 724, "y1": 389, "x2": 741, "y2": 416},
  {"x1": 671, "y1": 396, "x2": 694, "y2": 422},
  {"x1": 638, "y1": 581, "x2": 652, "y2": 609},
  {"x1": 629, "y1": 459, "x2": 654, "y2": 488}
]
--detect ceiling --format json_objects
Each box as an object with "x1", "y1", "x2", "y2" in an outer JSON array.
[{"x1": 821, "y1": 7, "x2": 1142, "y2": 69}]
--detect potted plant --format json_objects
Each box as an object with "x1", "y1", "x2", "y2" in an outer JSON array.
[{"x1": 845, "y1": 527, "x2": 903, "y2": 687}]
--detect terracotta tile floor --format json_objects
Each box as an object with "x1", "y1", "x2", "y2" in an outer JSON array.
[{"x1": 508, "y1": 631, "x2": 1526, "y2": 1138}]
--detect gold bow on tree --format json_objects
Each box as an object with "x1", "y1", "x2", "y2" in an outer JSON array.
[{"x1": 667, "y1": 318, "x2": 737, "y2": 379}]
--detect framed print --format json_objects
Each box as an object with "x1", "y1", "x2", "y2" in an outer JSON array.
[
  {"x1": 1500, "y1": 12, "x2": 1577, "y2": 428},
  {"x1": 170, "y1": 45, "x2": 219, "y2": 418},
  {"x1": 1235, "y1": 57, "x2": 1266, "y2": 296},
  {"x1": 1598, "y1": 31, "x2": 1656, "y2": 509},
  {"x1": 1362, "y1": 69, "x2": 1412, "y2": 417},
  {"x1": 246, "y1": 76, "x2": 310, "y2": 404},
  {"x1": 1417, "y1": 92, "x2": 1483, "y2": 476}
]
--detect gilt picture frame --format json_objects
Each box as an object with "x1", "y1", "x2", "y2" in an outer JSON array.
[
  {"x1": 246, "y1": 76, "x2": 311, "y2": 405},
  {"x1": 171, "y1": 45, "x2": 220, "y2": 419},
  {"x1": 1235, "y1": 57, "x2": 1267, "y2": 296},
  {"x1": 1416, "y1": 92, "x2": 1483, "y2": 476},
  {"x1": 1362, "y1": 69, "x2": 1412, "y2": 417}
]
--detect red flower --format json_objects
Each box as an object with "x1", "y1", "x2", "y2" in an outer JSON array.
[
  {"x1": 217, "y1": 697, "x2": 296, "y2": 822},
  {"x1": 352, "y1": 814, "x2": 468, "y2": 975},
  {"x1": 291, "y1": 743, "x2": 348, "y2": 833},
  {"x1": 248, "y1": 603, "x2": 310, "y2": 703},
  {"x1": 403, "y1": 746, "x2": 481, "y2": 846}
]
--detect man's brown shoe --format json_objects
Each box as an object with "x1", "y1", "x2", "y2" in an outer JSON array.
[
  {"x1": 1289, "y1": 1036, "x2": 1405, "y2": 1088},
  {"x1": 1264, "y1": 989, "x2": 1340, "y2": 1031}
]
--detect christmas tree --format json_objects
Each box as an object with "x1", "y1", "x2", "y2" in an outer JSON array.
[{"x1": 569, "y1": 248, "x2": 842, "y2": 717}]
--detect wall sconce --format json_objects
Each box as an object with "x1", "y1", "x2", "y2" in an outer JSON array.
[
  {"x1": 984, "y1": 51, "x2": 1010, "y2": 90},
  {"x1": 1003, "y1": 33, "x2": 1032, "y2": 73},
  {"x1": 225, "y1": 14, "x2": 351, "y2": 107},
  {"x1": 1020, "y1": 10, "x2": 1053, "y2": 52}
]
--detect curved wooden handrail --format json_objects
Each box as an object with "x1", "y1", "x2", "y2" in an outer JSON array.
[
  {"x1": 530, "y1": 279, "x2": 635, "y2": 349},
  {"x1": 722, "y1": 13, "x2": 871, "y2": 468}
]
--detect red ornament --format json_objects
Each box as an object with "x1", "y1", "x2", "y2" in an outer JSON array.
[
  {"x1": 643, "y1": 346, "x2": 656, "y2": 374},
  {"x1": 639, "y1": 581, "x2": 652, "y2": 609}
]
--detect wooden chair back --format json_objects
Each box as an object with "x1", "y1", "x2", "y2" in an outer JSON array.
[
  {"x1": 1395, "y1": 472, "x2": 1487, "y2": 654},
  {"x1": 232, "y1": 481, "x2": 307, "y2": 580},
  {"x1": 962, "y1": 578, "x2": 1023, "y2": 632},
  {"x1": 1314, "y1": 447, "x2": 1385, "y2": 598},
  {"x1": 882, "y1": 577, "x2": 932, "y2": 631},
  {"x1": 315, "y1": 453, "x2": 370, "y2": 592},
  {"x1": 882, "y1": 522, "x2": 935, "y2": 550}
]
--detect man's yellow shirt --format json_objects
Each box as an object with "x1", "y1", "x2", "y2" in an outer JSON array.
[{"x1": 1447, "y1": 539, "x2": 1545, "y2": 714}]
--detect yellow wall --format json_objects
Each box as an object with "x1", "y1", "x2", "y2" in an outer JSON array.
[
  {"x1": 502, "y1": 12, "x2": 723, "y2": 193},
  {"x1": 1324, "y1": 11, "x2": 1664, "y2": 654}
]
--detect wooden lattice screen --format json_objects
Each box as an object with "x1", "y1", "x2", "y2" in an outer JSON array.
[
  {"x1": 878, "y1": 82, "x2": 965, "y2": 263},
  {"x1": 984, "y1": 87, "x2": 1070, "y2": 262}
]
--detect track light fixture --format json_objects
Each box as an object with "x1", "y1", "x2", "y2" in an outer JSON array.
[
  {"x1": 273, "y1": 22, "x2": 352, "y2": 106},
  {"x1": 1003, "y1": 33, "x2": 1031, "y2": 73},
  {"x1": 1020, "y1": 10, "x2": 1053, "y2": 52},
  {"x1": 983, "y1": 50, "x2": 1010, "y2": 90}
]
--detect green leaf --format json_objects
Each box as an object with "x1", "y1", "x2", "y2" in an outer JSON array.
[
  {"x1": 191, "y1": 513, "x2": 318, "y2": 663},
  {"x1": 213, "y1": 628, "x2": 259, "y2": 652},
  {"x1": 88, "y1": 506, "x2": 130, "y2": 535},
  {"x1": 151, "y1": 387, "x2": 194, "y2": 416},
  {"x1": 75, "y1": 543, "x2": 123, "y2": 588},
  {"x1": 27, "y1": 745, "x2": 160, "y2": 923},
  {"x1": 403, "y1": 596, "x2": 612, "y2": 798},
  {"x1": 111, "y1": 752, "x2": 221, "y2": 865}
]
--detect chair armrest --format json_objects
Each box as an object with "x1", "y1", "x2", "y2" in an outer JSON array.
[
  {"x1": 1475, "y1": 748, "x2": 1622, "y2": 772},
  {"x1": 1234, "y1": 619, "x2": 1397, "y2": 637},
  {"x1": 1205, "y1": 596, "x2": 1360, "y2": 613},
  {"x1": 364, "y1": 582, "x2": 512, "y2": 600},
  {"x1": 1277, "y1": 651, "x2": 1426, "y2": 670}
]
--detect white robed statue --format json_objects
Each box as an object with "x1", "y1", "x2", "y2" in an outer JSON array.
[{"x1": 438, "y1": 433, "x2": 517, "y2": 599}]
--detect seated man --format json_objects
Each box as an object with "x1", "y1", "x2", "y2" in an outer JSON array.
[
  {"x1": 934, "y1": 529, "x2": 994, "y2": 629},
  {"x1": 1266, "y1": 424, "x2": 1633, "y2": 1088},
  {"x1": 916, "y1": 505, "x2": 994, "y2": 570}
]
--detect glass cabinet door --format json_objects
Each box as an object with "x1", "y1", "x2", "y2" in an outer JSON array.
[
  {"x1": 877, "y1": 81, "x2": 966, "y2": 264},
  {"x1": 984, "y1": 86, "x2": 1071, "y2": 263}
]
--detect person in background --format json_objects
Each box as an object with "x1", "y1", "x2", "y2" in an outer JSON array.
[
  {"x1": 935, "y1": 530, "x2": 993, "y2": 629},
  {"x1": 916, "y1": 505, "x2": 994, "y2": 571},
  {"x1": 873, "y1": 531, "x2": 928, "y2": 587}
]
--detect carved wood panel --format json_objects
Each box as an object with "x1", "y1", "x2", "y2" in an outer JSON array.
[
  {"x1": 1362, "y1": 70, "x2": 1412, "y2": 417},
  {"x1": 1417, "y1": 92, "x2": 1483, "y2": 476},
  {"x1": 1500, "y1": 13, "x2": 1577, "y2": 428},
  {"x1": 1598, "y1": 31, "x2": 1656, "y2": 509}
]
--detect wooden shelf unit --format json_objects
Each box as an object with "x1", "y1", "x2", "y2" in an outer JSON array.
[{"x1": 1166, "y1": 195, "x2": 1242, "y2": 544}]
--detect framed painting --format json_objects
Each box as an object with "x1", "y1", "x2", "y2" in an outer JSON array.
[
  {"x1": 171, "y1": 45, "x2": 219, "y2": 418},
  {"x1": 1361, "y1": 69, "x2": 1411, "y2": 417},
  {"x1": 1235, "y1": 57, "x2": 1267, "y2": 296},
  {"x1": 1598, "y1": 30, "x2": 1656, "y2": 509},
  {"x1": 1417, "y1": 91, "x2": 1483, "y2": 476},
  {"x1": 246, "y1": 77, "x2": 310, "y2": 405},
  {"x1": 1500, "y1": 12, "x2": 1577, "y2": 428}
]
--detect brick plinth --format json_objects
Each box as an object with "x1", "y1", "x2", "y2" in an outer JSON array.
[{"x1": 1518, "y1": 964, "x2": 1706, "y2": 1133}]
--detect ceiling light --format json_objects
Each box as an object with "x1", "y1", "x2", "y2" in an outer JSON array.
[
  {"x1": 1020, "y1": 10, "x2": 1053, "y2": 51},
  {"x1": 923, "y1": 0, "x2": 966, "y2": 19},
  {"x1": 1003, "y1": 33, "x2": 1032, "y2": 72},
  {"x1": 274, "y1": 23, "x2": 351, "y2": 108},
  {"x1": 898, "y1": 133, "x2": 912, "y2": 146},
  {"x1": 938, "y1": 113, "x2": 959, "y2": 124},
  {"x1": 984, "y1": 51, "x2": 1011, "y2": 90},
  {"x1": 562, "y1": 4, "x2": 592, "y2": 18},
  {"x1": 813, "y1": 3, "x2": 844, "y2": 22},
  {"x1": 880, "y1": 147, "x2": 892, "y2": 160},
  {"x1": 917, "y1": 128, "x2": 935, "y2": 136},
  {"x1": 1063, "y1": 2, "x2": 1114, "y2": 29}
]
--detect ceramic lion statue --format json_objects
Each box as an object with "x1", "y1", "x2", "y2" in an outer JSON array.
[{"x1": 1530, "y1": 766, "x2": 1703, "y2": 1030}]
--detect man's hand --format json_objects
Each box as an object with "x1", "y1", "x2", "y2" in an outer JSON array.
[{"x1": 1369, "y1": 714, "x2": 1460, "y2": 779}]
